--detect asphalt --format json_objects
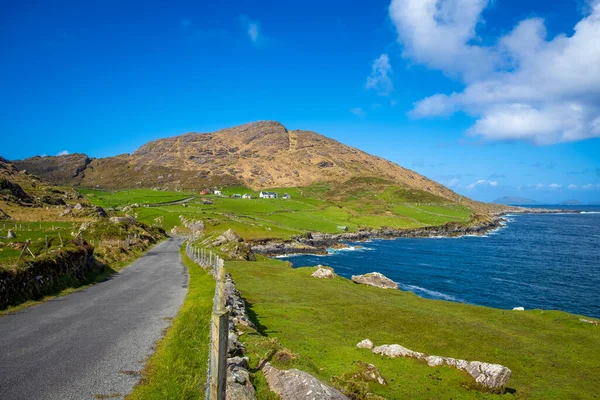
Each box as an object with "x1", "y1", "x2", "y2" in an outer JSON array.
[{"x1": 0, "y1": 236, "x2": 189, "y2": 400}]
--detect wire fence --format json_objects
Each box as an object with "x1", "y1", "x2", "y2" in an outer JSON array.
[{"x1": 185, "y1": 240, "x2": 229, "y2": 400}]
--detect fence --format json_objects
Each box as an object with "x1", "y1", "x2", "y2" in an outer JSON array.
[{"x1": 185, "y1": 241, "x2": 229, "y2": 400}]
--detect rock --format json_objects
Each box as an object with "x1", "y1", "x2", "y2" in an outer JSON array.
[
  {"x1": 372, "y1": 344, "x2": 425, "y2": 359},
  {"x1": 357, "y1": 362, "x2": 387, "y2": 385},
  {"x1": 213, "y1": 229, "x2": 242, "y2": 247},
  {"x1": 7, "y1": 229, "x2": 16, "y2": 239},
  {"x1": 60, "y1": 207, "x2": 73, "y2": 216},
  {"x1": 352, "y1": 272, "x2": 398, "y2": 290},
  {"x1": 311, "y1": 266, "x2": 335, "y2": 279},
  {"x1": 73, "y1": 203, "x2": 84, "y2": 210},
  {"x1": 262, "y1": 363, "x2": 349, "y2": 400},
  {"x1": 356, "y1": 338, "x2": 374, "y2": 349},
  {"x1": 372, "y1": 343, "x2": 511, "y2": 391},
  {"x1": 579, "y1": 318, "x2": 599, "y2": 325},
  {"x1": 109, "y1": 215, "x2": 137, "y2": 225},
  {"x1": 227, "y1": 357, "x2": 257, "y2": 400},
  {"x1": 465, "y1": 361, "x2": 512, "y2": 391},
  {"x1": 512, "y1": 307, "x2": 525, "y2": 311},
  {"x1": 94, "y1": 206, "x2": 108, "y2": 218}
]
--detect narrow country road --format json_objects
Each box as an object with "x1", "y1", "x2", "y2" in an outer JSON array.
[{"x1": 0, "y1": 237, "x2": 188, "y2": 400}]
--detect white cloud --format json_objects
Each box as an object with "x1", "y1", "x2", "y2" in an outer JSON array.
[
  {"x1": 446, "y1": 178, "x2": 460, "y2": 187},
  {"x1": 56, "y1": 150, "x2": 69, "y2": 156},
  {"x1": 568, "y1": 184, "x2": 577, "y2": 189},
  {"x1": 366, "y1": 54, "x2": 394, "y2": 96},
  {"x1": 239, "y1": 15, "x2": 261, "y2": 44},
  {"x1": 466, "y1": 179, "x2": 497, "y2": 190},
  {"x1": 548, "y1": 183, "x2": 562, "y2": 189},
  {"x1": 390, "y1": 0, "x2": 600, "y2": 144},
  {"x1": 350, "y1": 107, "x2": 366, "y2": 118}
]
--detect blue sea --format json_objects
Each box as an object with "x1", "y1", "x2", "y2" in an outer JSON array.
[{"x1": 281, "y1": 206, "x2": 600, "y2": 318}]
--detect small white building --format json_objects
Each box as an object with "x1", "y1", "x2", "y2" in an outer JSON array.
[
  {"x1": 259, "y1": 191, "x2": 278, "y2": 199},
  {"x1": 242, "y1": 194, "x2": 252, "y2": 199},
  {"x1": 214, "y1": 190, "x2": 222, "y2": 196}
]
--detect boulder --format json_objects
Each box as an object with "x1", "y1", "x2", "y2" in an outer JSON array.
[
  {"x1": 372, "y1": 344, "x2": 425, "y2": 359},
  {"x1": 73, "y1": 203, "x2": 84, "y2": 211},
  {"x1": 109, "y1": 215, "x2": 137, "y2": 225},
  {"x1": 94, "y1": 206, "x2": 108, "y2": 218},
  {"x1": 356, "y1": 339, "x2": 374, "y2": 349},
  {"x1": 7, "y1": 229, "x2": 16, "y2": 239},
  {"x1": 311, "y1": 266, "x2": 335, "y2": 279},
  {"x1": 465, "y1": 361, "x2": 512, "y2": 391},
  {"x1": 213, "y1": 229, "x2": 242, "y2": 247},
  {"x1": 262, "y1": 363, "x2": 349, "y2": 400},
  {"x1": 351, "y1": 272, "x2": 398, "y2": 289}
]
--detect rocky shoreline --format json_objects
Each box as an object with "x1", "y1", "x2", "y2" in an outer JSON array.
[{"x1": 251, "y1": 207, "x2": 580, "y2": 257}]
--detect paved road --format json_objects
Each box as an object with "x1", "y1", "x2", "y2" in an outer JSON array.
[{"x1": 0, "y1": 237, "x2": 188, "y2": 400}]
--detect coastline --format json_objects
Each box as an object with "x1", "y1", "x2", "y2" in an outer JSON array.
[{"x1": 251, "y1": 207, "x2": 578, "y2": 256}]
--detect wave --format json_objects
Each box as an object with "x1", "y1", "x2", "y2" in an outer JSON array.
[
  {"x1": 402, "y1": 284, "x2": 458, "y2": 302},
  {"x1": 581, "y1": 211, "x2": 600, "y2": 214},
  {"x1": 274, "y1": 253, "x2": 328, "y2": 258},
  {"x1": 327, "y1": 246, "x2": 371, "y2": 254}
]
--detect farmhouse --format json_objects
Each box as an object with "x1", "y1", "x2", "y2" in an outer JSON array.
[
  {"x1": 214, "y1": 190, "x2": 222, "y2": 196},
  {"x1": 242, "y1": 194, "x2": 252, "y2": 199},
  {"x1": 259, "y1": 191, "x2": 278, "y2": 199}
]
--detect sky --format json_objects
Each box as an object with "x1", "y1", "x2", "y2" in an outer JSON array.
[{"x1": 1, "y1": 0, "x2": 599, "y2": 203}]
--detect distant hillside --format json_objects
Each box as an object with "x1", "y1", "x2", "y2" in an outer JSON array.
[
  {"x1": 494, "y1": 196, "x2": 542, "y2": 205},
  {"x1": 11, "y1": 121, "x2": 494, "y2": 212},
  {"x1": 0, "y1": 158, "x2": 82, "y2": 220},
  {"x1": 559, "y1": 199, "x2": 583, "y2": 205}
]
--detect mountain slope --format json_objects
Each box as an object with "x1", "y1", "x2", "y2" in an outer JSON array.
[{"x1": 11, "y1": 121, "x2": 493, "y2": 211}]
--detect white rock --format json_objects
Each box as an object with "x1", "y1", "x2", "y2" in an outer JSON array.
[
  {"x1": 351, "y1": 272, "x2": 398, "y2": 289},
  {"x1": 372, "y1": 344, "x2": 425, "y2": 359},
  {"x1": 512, "y1": 307, "x2": 525, "y2": 311},
  {"x1": 356, "y1": 339, "x2": 374, "y2": 349},
  {"x1": 465, "y1": 361, "x2": 512, "y2": 391},
  {"x1": 311, "y1": 267, "x2": 335, "y2": 279}
]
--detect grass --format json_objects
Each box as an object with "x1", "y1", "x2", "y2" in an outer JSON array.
[
  {"x1": 0, "y1": 221, "x2": 80, "y2": 263},
  {"x1": 127, "y1": 246, "x2": 215, "y2": 400},
  {"x1": 227, "y1": 258, "x2": 600, "y2": 399},
  {"x1": 79, "y1": 188, "x2": 193, "y2": 209}
]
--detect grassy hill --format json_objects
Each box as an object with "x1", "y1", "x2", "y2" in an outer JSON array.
[{"x1": 12, "y1": 121, "x2": 498, "y2": 214}]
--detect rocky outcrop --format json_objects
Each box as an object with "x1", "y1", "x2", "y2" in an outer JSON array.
[
  {"x1": 356, "y1": 339, "x2": 374, "y2": 349},
  {"x1": 0, "y1": 207, "x2": 10, "y2": 220},
  {"x1": 262, "y1": 363, "x2": 350, "y2": 400},
  {"x1": 213, "y1": 229, "x2": 242, "y2": 246},
  {"x1": 352, "y1": 272, "x2": 398, "y2": 290},
  {"x1": 353, "y1": 362, "x2": 386, "y2": 385},
  {"x1": 311, "y1": 266, "x2": 335, "y2": 279},
  {"x1": 579, "y1": 318, "x2": 599, "y2": 326},
  {"x1": 109, "y1": 215, "x2": 137, "y2": 225},
  {"x1": 368, "y1": 342, "x2": 511, "y2": 392},
  {"x1": 252, "y1": 241, "x2": 326, "y2": 256},
  {"x1": 7, "y1": 229, "x2": 16, "y2": 239}
]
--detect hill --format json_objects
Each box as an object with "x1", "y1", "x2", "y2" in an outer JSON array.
[
  {"x1": 11, "y1": 121, "x2": 495, "y2": 213},
  {"x1": 559, "y1": 199, "x2": 583, "y2": 205},
  {"x1": 494, "y1": 196, "x2": 541, "y2": 205}
]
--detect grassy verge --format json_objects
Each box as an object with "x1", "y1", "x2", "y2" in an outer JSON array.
[
  {"x1": 0, "y1": 240, "x2": 162, "y2": 316},
  {"x1": 227, "y1": 258, "x2": 600, "y2": 399},
  {"x1": 127, "y1": 246, "x2": 215, "y2": 400}
]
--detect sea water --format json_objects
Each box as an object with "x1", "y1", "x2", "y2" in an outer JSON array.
[{"x1": 282, "y1": 206, "x2": 600, "y2": 318}]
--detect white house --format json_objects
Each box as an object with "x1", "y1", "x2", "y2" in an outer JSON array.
[
  {"x1": 242, "y1": 194, "x2": 252, "y2": 199},
  {"x1": 214, "y1": 190, "x2": 222, "y2": 196},
  {"x1": 259, "y1": 191, "x2": 278, "y2": 199}
]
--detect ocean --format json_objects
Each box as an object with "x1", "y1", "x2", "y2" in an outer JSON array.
[{"x1": 281, "y1": 206, "x2": 600, "y2": 318}]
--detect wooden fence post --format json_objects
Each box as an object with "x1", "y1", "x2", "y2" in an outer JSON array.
[{"x1": 18, "y1": 239, "x2": 31, "y2": 261}]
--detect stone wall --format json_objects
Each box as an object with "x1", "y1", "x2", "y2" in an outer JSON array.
[{"x1": 0, "y1": 241, "x2": 96, "y2": 309}]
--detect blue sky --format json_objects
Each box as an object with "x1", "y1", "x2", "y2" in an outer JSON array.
[{"x1": 1, "y1": 0, "x2": 599, "y2": 203}]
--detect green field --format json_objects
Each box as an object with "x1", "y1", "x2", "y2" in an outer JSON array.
[
  {"x1": 227, "y1": 258, "x2": 600, "y2": 399},
  {"x1": 80, "y1": 183, "x2": 471, "y2": 242},
  {"x1": 78, "y1": 188, "x2": 193, "y2": 209},
  {"x1": 0, "y1": 221, "x2": 79, "y2": 263}
]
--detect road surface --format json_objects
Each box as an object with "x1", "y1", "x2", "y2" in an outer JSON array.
[{"x1": 0, "y1": 237, "x2": 188, "y2": 400}]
